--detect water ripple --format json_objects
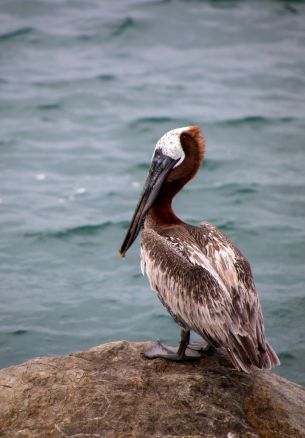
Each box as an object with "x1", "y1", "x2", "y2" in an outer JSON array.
[
  {"x1": 24, "y1": 221, "x2": 129, "y2": 240},
  {"x1": 10, "y1": 329, "x2": 27, "y2": 336},
  {"x1": 36, "y1": 103, "x2": 61, "y2": 111},
  {"x1": 110, "y1": 17, "x2": 136, "y2": 38},
  {"x1": 96, "y1": 74, "x2": 117, "y2": 82},
  {"x1": 129, "y1": 116, "x2": 192, "y2": 131},
  {"x1": 214, "y1": 116, "x2": 296, "y2": 127},
  {"x1": 0, "y1": 27, "x2": 33, "y2": 42}
]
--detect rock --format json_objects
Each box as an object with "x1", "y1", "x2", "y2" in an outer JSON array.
[{"x1": 0, "y1": 341, "x2": 304, "y2": 438}]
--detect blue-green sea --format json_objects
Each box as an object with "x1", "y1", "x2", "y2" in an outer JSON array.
[{"x1": 0, "y1": 0, "x2": 305, "y2": 385}]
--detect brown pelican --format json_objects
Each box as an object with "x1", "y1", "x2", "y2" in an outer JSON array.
[{"x1": 119, "y1": 126, "x2": 280, "y2": 372}]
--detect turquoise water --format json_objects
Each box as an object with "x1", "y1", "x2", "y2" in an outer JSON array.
[{"x1": 0, "y1": 0, "x2": 305, "y2": 385}]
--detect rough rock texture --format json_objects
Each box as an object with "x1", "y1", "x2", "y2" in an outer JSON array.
[{"x1": 0, "y1": 341, "x2": 304, "y2": 438}]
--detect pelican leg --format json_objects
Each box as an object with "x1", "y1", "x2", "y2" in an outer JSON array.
[
  {"x1": 177, "y1": 328, "x2": 190, "y2": 357},
  {"x1": 143, "y1": 329, "x2": 204, "y2": 361}
]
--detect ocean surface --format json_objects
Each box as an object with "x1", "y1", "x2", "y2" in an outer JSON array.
[{"x1": 0, "y1": 0, "x2": 305, "y2": 385}]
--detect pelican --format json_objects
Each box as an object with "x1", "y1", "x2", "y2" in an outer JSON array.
[{"x1": 119, "y1": 126, "x2": 280, "y2": 372}]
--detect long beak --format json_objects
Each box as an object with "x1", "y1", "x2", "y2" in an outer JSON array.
[{"x1": 119, "y1": 151, "x2": 178, "y2": 257}]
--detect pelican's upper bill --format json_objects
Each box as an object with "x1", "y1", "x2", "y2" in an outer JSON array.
[{"x1": 154, "y1": 126, "x2": 190, "y2": 168}]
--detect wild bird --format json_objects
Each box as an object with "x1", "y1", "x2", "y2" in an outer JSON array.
[{"x1": 119, "y1": 126, "x2": 280, "y2": 373}]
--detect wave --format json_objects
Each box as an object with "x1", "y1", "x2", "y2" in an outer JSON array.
[
  {"x1": 0, "y1": 27, "x2": 33, "y2": 42},
  {"x1": 96, "y1": 74, "x2": 116, "y2": 81},
  {"x1": 110, "y1": 17, "x2": 136, "y2": 38},
  {"x1": 203, "y1": 159, "x2": 228, "y2": 171},
  {"x1": 202, "y1": 182, "x2": 258, "y2": 196},
  {"x1": 128, "y1": 116, "x2": 192, "y2": 131},
  {"x1": 131, "y1": 162, "x2": 149, "y2": 171},
  {"x1": 127, "y1": 116, "x2": 296, "y2": 133},
  {"x1": 10, "y1": 329, "x2": 27, "y2": 336},
  {"x1": 220, "y1": 182, "x2": 258, "y2": 194},
  {"x1": 36, "y1": 103, "x2": 61, "y2": 111},
  {"x1": 126, "y1": 116, "x2": 297, "y2": 134},
  {"x1": 213, "y1": 116, "x2": 296, "y2": 127},
  {"x1": 232, "y1": 186, "x2": 257, "y2": 195},
  {"x1": 278, "y1": 352, "x2": 295, "y2": 360},
  {"x1": 216, "y1": 220, "x2": 237, "y2": 232},
  {"x1": 33, "y1": 74, "x2": 117, "y2": 89},
  {"x1": 204, "y1": 219, "x2": 259, "y2": 235},
  {"x1": 24, "y1": 221, "x2": 129, "y2": 240},
  {"x1": 76, "y1": 17, "x2": 138, "y2": 42}
]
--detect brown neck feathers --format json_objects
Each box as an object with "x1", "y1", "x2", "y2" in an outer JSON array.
[{"x1": 149, "y1": 126, "x2": 205, "y2": 226}]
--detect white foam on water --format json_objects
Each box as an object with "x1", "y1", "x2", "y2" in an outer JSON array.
[
  {"x1": 75, "y1": 187, "x2": 86, "y2": 194},
  {"x1": 35, "y1": 173, "x2": 46, "y2": 181}
]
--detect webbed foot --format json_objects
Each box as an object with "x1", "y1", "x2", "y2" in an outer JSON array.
[{"x1": 143, "y1": 340, "x2": 208, "y2": 362}]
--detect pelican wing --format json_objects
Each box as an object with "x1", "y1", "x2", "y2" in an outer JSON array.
[{"x1": 141, "y1": 223, "x2": 279, "y2": 372}]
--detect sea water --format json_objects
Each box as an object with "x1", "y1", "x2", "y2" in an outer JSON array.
[{"x1": 0, "y1": 0, "x2": 305, "y2": 384}]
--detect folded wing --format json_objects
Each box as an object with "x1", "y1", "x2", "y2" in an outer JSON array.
[{"x1": 141, "y1": 222, "x2": 280, "y2": 372}]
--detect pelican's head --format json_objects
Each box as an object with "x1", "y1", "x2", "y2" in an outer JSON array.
[
  {"x1": 119, "y1": 126, "x2": 204, "y2": 256},
  {"x1": 153, "y1": 126, "x2": 189, "y2": 168}
]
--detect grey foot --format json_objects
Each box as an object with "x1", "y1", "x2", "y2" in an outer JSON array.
[{"x1": 142, "y1": 341, "x2": 209, "y2": 362}]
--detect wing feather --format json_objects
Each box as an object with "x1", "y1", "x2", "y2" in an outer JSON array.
[{"x1": 141, "y1": 223, "x2": 280, "y2": 372}]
